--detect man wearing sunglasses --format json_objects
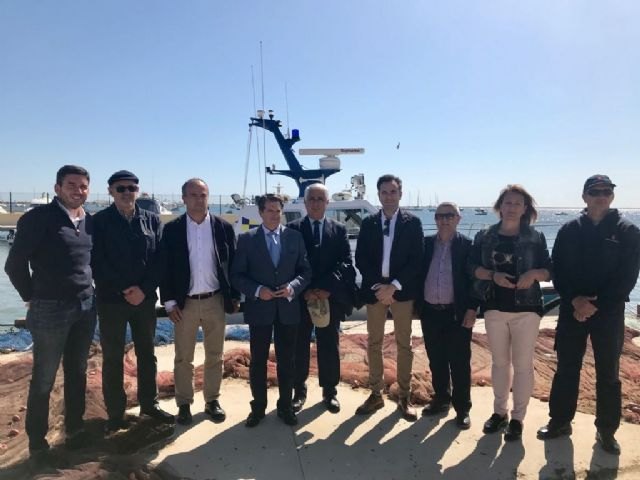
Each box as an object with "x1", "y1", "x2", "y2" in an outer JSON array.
[
  {"x1": 538, "y1": 175, "x2": 640, "y2": 455},
  {"x1": 418, "y1": 203, "x2": 478, "y2": 430},
  {"x1": 93, "y1": 170, "x2": 174, "y2": 433},
  {"x1": 355, "y1": 174, "x2": 424, "y2": 421}
]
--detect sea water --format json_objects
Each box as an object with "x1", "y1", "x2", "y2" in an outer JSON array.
[{"x1": 1, "y1": 207, "x2": 640, "y2": 334}]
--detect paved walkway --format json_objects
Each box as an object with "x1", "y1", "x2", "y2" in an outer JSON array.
[{"x1": 150, "y1": 341, "x2": 640, "y2": 480}]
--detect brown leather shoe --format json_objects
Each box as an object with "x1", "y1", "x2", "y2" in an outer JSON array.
[
  {"x1": 355, "y1": 392, "x2": 384, "y2": 415},
  {"x1": 397, "y1": 398, "x2": 418, "y2": 422}
]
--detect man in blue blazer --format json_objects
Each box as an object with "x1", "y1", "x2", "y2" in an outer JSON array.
[
  {"x1": 287, "y1": 184, "x2": 354, "y2": 414},
  {"x1": 231, "y1": 194, "x2": 312, "y2": 427}
]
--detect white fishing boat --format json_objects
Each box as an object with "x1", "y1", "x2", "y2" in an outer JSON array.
[{"x1": 227, "y1": 111, "x2": 378, "y2": 238}]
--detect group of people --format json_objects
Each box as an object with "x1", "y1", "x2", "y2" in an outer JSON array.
[{"x1": 4, "y1": 165, "x2": 640, "y2": 462}]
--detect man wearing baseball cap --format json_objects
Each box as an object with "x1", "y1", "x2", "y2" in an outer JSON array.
[
  {"x1": 538, "y1": 175, "x2": 640, "y2": 455},
  {"x1": 93, "y1": 170, "x2": 174, "y2": 433}
]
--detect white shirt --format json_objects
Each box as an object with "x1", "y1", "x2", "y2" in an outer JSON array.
[
  {"x1": 187, "y1": 213, "x2": 220, "y2": 295},
  {"x1": 56, "y1": 200, "x2": 85, "y2": 228},
  {"x1": 381, "y1": 209, "x2": 402, "y2": 291},
  {"x1": 165, "y1": 213, "x2": 219, "y2": 313}
]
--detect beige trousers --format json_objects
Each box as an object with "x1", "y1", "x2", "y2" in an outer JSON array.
[
  {"x1": 484, "y1": 310, "x2": 541, "y2": 421},
  {"x1": 174, "y1": 293, "x2": 226, "y2": 406},
  {"x1": 366, "y1": 300, "x2": 414, "y2": 399}
]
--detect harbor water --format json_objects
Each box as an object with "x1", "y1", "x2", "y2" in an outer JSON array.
[{"x1": 1, "y1": 207, "x2": 640, "y2": 334}]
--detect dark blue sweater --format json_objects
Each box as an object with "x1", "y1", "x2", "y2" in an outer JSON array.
[{"x1": 4, "y1": 198, "x2": 94, "y2": 302}]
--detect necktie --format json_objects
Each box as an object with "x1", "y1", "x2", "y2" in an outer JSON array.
[
  {"x1": 267, "y1": 231, "x2": 280, "y2": 266},
  {"x1": 313, "y1": 220, "x2": 321, "y2": 247},
  {"x1": 383, "y1": 218, "x2": 391, "y2": 236}
]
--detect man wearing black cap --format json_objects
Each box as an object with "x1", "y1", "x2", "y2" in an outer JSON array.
[
  {"x1": 538, "y1": 175, "x2": 640, "y2": 455},
  {"x1": 93, "y1": 170, "x2": 174, "y2": 433}
]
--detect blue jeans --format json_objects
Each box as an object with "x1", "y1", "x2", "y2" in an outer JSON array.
[{"x1": 26, "y1": 295, "x2": 97, "y2": 450}]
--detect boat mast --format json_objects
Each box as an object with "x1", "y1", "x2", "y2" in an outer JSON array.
[{"x1": 250, "y1": 112, "x2": 341, "y2": 198}]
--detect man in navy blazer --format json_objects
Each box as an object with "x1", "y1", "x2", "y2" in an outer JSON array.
[
  {"x1": 355, "y1": 174, "x2": 424, "y2": 421},
  {"x1": 160, "y1": 178, "x2": 239, "y2": 425},
  {"x1": 287, "y1": 184, "x2": 354, "y2": 414},
  {"x1": 231, "y1": 194, "x2": 311, "y2": 427},
  {"x1": 418, "y1": 202, "x2": 478, "y2": 430}
]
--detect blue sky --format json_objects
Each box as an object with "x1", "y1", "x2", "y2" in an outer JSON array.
[{"x1": 1, "y1": 1, "x2": 639, "y2": 207}]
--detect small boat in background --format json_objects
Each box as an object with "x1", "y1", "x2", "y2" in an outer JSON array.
[{"x1": 25, "y1": 194, "x2": 51, "y2": 212}]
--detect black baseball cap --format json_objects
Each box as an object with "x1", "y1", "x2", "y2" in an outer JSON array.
[
  {"x1": 108, "y1": 170, "x2": 139, "y2": 186},
  {"x1": 583, "y1": 174, "x2": 616, "y2": 193}
]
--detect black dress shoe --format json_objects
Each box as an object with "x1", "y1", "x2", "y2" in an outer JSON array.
[
  {"x1": 104, "y1": 417, "x2": 129, "y2": 435},
  {"x1": 176, "y1": 404, "x2": 193, "y2": 425},
  {"x1": 204, "y1": 400, "x2": 226, "y2": 423},
  {"x1": 422, "y1": 401, "x2": 451, "y2": 416},
  {"x1": 29, "y1": 446, "x2": 53, "y2": 467},
  {"x1": 292, "y1": 392, "x2": 307, "y2": 413},
  {"x1": 141, "y1": 405, "x2": 175, "y2": 424},
  {"x1": 483, "y1": 413, "x2": 508, "y2": 434},
  {"x1": 504, "y1": 419, "x2": 523, "y2": 441},
  {"x1": 323, "y1": 395, "x2": 341, "y2": 413},
  {"x1": 65, "y1": 429, "x2": 92, "y2": 450},
  {"x1": 455, "y1": 413, "x2": 471, "y2": 430},
  {"x1": 245, "y1": 411, "x2": 265, "y2": 428},
  {"x1": 537, "y1": 421, "x2": 572, "y2": 440},
  {"x1": 277, "y1": 407, "x2": 298, "y2": 426},
  {"x1": 596, "y1": 430, "x2": 621, "y2": 455}
]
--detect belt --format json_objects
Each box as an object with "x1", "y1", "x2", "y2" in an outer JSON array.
[
  {"x1": 425, "y1": 302, "x2": 454, "y2": 311},
  {"x1": 187, "y1": 289, "x2": 220, "y2": 300}
]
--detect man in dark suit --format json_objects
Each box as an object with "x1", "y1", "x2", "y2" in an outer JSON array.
[
  {"x1": 160, "y1": 178, "x2": 239, "y2": 425},
  {"x1": 93, "y1": 170, "x2": 174, "y2": 433},
  {"x1": 419, "y1": 202, "x2": 477, "y2": 430},
  {"x1": 287, "y1": 184, "x2": 354, "y2": 414},
  {"x1": 354, "y1": 174, "x2": 424, "y2": 421},
  {"x1": 231, "y1": 194, "x2": 311, "y2": 427}
]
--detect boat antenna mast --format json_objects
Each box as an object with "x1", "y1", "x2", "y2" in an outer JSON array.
[{"x1": 250, "y1": 110, "x2": 364, "y2": 198}]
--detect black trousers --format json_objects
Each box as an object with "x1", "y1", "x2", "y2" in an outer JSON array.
[
  {"x1": 249, "y1": 316, "x2": 298, "y2": 412},
  {"x1": 98, "y1": 298, "x2": 158, "y2": 421},
  {"x1": 548, "y1": 303, "x2": 625, "y2": 433},
  {"x1": 294, "y1": 300, "x2": 344, "y2": 397},
  {"x1": 420, "y1": 306, "x2": 472, "y2": 414}
]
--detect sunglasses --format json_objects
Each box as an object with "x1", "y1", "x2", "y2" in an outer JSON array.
[
  {"x1": 115, "y1": 185, "x2": 139, "y2": 193},
  {"x1": 435, "y1": 212, "x2": 457, "y2": 220},
  {"x1": 383, "y1": 218, "x2": 390, "y2": 236},
  {"x1": 586, "y1": 188, "x2": 613, "y2": 197}
]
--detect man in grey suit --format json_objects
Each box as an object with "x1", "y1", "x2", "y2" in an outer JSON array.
[{"x1": 231, "y1": 194, "x2": 312, "y2": 427}]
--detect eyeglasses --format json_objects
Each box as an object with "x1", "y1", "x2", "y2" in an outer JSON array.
[
  {"x1": 435, "y1": 212, "x2": 457, "y2": 220},
  {"x1": 115, "y1": 185, "x2": 139, "y2": 193},
  {"x1": 586, "y1": 188, "x2": 613, "y2": 197},
  {"x1": 383, "y1": 218, "x2": 390, "y2": 236}
]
